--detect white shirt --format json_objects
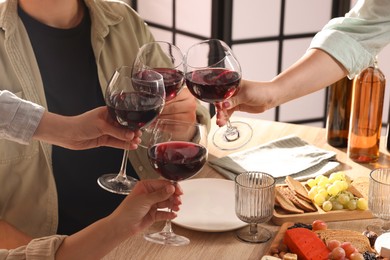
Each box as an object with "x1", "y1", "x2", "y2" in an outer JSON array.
[
  {"x1": 0, "y1": 90, "x2": 45, "y2": 144},
  {"x1": 309, "y1": 0, "x2": 390, "y2": 78}
]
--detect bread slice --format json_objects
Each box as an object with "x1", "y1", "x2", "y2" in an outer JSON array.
[{"x1": 315, "y1": 229, "x2": 374, "y2": 253}]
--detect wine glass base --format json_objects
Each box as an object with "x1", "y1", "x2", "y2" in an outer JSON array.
[
  {"x1": 97, "y1": 174, "x2": 138, "y2": 195},
  {"x1": 144, "y1": 231, "x2": 190, "y2": 246},
  {"x1": 235, "y1": 225, "x2": 272, "y2": 243},
  {"x1": 213, "y1": 121, "x2": 253, "y2": 150}
]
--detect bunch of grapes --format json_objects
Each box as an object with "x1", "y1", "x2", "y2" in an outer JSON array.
[{"x1": 306, "y1": 172, "x2": 368, "y2": 212}]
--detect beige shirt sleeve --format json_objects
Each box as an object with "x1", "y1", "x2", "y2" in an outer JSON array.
[{"x1": 0, "y1": 235, "x2": 67, "y2": 260}]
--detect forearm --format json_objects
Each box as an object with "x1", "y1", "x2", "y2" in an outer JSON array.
[
  {"x1": 32, "y1": 111, "x2": 73, "y2": 147},
  {"x1": 270, "y1": 49, "x2": 348, "y2": 107},
  {"x1": 55, "y1": 216, "x2": 128, "y2": 260}
]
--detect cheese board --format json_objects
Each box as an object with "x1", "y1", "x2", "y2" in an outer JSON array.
[{"x1": 271, "y1": 176, "x2": 374, "y2": 225}]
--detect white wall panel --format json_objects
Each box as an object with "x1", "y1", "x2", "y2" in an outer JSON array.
[
  {"x1": 176, "y1": 0, "x2": 212, "y2": 37},
  {"x1": 233, "y1": 41, "x2": 278, "y2": 81},
  {"x1": 148, "y1": 27, "x2": 173, "y2": 43},
  {"x1": 284, "y1": 0, "x2": 332, "y2": 34},
  {"x1": 232, "y1": 0, "x2": 281, "y2": 39},
  {"x1": 137, "y1": 0, "x2": 173, "y2": 27}
]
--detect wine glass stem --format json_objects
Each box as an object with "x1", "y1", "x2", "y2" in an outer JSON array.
[
  {"x1": 215, "y1": 102, "x2": 240, "y2": 142},
  {"x1": 161, "y1": 181, "x2": 177, "y2": 236},
  {"x1": 249, "y1": 223, "x2": 258, "y2": 236},
  {"x1": 115, "y1": 149, "x2": 129, "y2": 182}
]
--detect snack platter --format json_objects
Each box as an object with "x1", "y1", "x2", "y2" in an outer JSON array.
[{"x1": 271, "y1": 176, "x2": 374, "y2": 225}]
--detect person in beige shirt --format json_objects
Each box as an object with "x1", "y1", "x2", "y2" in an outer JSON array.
[
  {"x1": 0, "y1": 0, "x2": 210, "y2": 241},
  {"x1": 0, "y1": 90, "x2": 183, "y2": 259}
]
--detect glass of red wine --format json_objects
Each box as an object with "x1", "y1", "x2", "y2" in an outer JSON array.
[
  {"x1": 97, "y1": 66, "x2": 165, "y2": 195},
  {"x1": 184, "y1": 39, "x2": 253, "y2": 150},
  {"x1": 133, "y1": 41, "x2": 185, "y2": 102},
  {"x1": 145, "y1": 119, "x2": 208, "y2": 246}
]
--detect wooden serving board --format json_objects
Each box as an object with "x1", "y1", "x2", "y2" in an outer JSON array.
[
  {"x1": 265, "y1": 222, "x2": 294, "y2": 256},
  {"x1": 271, "y1": 178, "x2": 374, "y2": 225}
]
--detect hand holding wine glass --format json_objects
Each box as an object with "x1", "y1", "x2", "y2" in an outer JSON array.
[
  {"x1": 144, "y1": 119, "x2": 208, "y2": 246},
  {"x1": 184, "y1": 39, "x2": 253, "y2": 150},
  {"x1": 235, "y1": 171, "x2": 275, "y2": 243},
  {"x1": 97, "y1": 66, "x2": 165, "y2": 195},
  {"x1": 133, "y1": 41, "x2": 185, "y2": 102}
]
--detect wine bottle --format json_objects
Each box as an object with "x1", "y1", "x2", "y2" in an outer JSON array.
[
  {"x1": 326, "y1": 77, "x2": 353, "y2": 147},
  {"x1": 348, "y1": 61, "x2": 386, "y2": 163}
]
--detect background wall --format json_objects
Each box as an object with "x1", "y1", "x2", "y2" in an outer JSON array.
[{"x1": 130, "y1": 0, "x2": 390, "y2": 133}]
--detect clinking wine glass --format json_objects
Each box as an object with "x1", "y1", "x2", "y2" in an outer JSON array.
[
  {"x1": 97, "y1": 66, "x2": 165, "y2": 195},
  {"x1": 133, "y1": 41, "x2": 185, "y2": 102},
  {"x1": 145, "y1": 119, "x2": 208, "y2": 246},
  {"x1": 133, "y1": 41, "x2": 185, "y2": 147},
  {"x1": 367, "y1": 168, "x2": 390, "y2": 235},
  {"x1": 235, "y1": 171, "x2": 275, "y2": 243},
  {"x1": 184, "y1": 39, "x2": 253, "y2": 150}
]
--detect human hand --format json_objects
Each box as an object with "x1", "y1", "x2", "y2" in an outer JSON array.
[
  {"x1": 34, "y1": 106, "x2": 142, "y2": 150},
  {"x1": 159, "y1": 87, "x2": 197, "y2": 123},
  {"x1": 216, "y1": 80, "x2": 274, "y2": 126},
  {"x1": 110, "y1": 179, "x2": 183, "y2": 237}
]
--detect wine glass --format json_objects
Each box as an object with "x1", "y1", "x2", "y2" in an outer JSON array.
[
  {"x1": 144, "y1": 119, "x2": 208, "y2": 246},
  {"x1": 184, "y1": 38, "x2": 253, "y2": 150},
  {"x1": 367, "y1": 168, "x2": 390, "y2": 235},
  {"x1": 97, "y1": 66, "x2": 165, "y2": 195},
  {"x1": 235, "y1": 171, "x2": 275, "y2": 243},
  {"x1": 133, "y1": 41, "x2": 185, "y2": 101}
]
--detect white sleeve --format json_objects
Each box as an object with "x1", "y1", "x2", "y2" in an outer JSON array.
[
  {"x1": 0, "y1": 90, "x2": 45, "y2": 144},
  {"x1": 309, "y1": 0, "x2": 390, "y2": 78}
]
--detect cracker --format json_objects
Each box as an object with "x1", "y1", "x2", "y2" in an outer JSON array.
[{"x1": 275, "y1": 186, "x2": 304, "y2": 214}]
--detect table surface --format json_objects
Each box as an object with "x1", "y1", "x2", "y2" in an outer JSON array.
[{"x1": 103, "y1": 116, "x2": 390, "y2": 260}]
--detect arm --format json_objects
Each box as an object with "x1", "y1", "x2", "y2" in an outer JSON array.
[
  {"x1": 217, "y1": 49, "x2": 347, "y2": 126},
  {"x1": 33, "y1": 107, "x2": 141, "y2": 150},
  {"x1": 1, "y1": 180, "x2": 182, "y2": 260}
]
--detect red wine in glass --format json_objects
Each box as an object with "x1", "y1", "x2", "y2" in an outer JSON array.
[
  {"x1": 106, "y1": 92, "x2": 164, "y2": 131},
  {"x1": 133, "y1": 41, "x2": 185, "y2": 102},
  {"x1": 148, "y1": 141, "x2": 207, "y2": 181},
  {"x1": 144, "y1": 119, "x2": 208, "y2": 246},
  {"x1": 97, "y1": 66, "x2": 165, "y2": 195},
  {"x1": 184, "y1": 39, "x2": 253, "y2": 150},
  {"x1": 154, "y1": 68, "x2": 184, "y2": 101},
  {"x1": 185, "y1": 68, "x2": 240, "y2": 103}
]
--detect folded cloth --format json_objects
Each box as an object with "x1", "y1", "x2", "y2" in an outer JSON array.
[{"x1": 208, "y1": 135, "x2": 340, "y2": 184}]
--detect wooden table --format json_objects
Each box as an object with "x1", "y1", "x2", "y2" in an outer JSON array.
[{"x1": 103, "y1": 116, "x2": 390, "y2": 260}]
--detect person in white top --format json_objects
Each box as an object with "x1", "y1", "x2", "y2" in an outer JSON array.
[{"x1": 216, "y1": 0, "x2": 390, "y2": 125}]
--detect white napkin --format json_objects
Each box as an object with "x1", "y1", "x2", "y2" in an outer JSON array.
[{"x1": 208, "y1": 135, "x2": 340, "y2": 184}]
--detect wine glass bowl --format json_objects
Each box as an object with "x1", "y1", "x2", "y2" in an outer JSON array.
[
  {"x1": 97, "y1": 66, "x2": 165, "y2": 195},
  {"x1": 134, "y1": 41, "x2": 185, "y2": 101},
  {"x1": 184, "y1": 39, "x2": 253, "y2": 150},
  {"x1": 235, "y1": 171, "x2": 275, "y2": 243},
  {"x1": 367, "y1": 168, "x2": 390, "y2": 235},
  {"x1": 144, "y1": 119, "x2": 208, "y2": 246}
]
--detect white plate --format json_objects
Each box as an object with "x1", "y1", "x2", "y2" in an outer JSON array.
[{"x1": 172, "y1": 178, "x2": 246, "y2": 232}]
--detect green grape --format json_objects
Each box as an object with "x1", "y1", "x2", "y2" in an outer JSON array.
[
  {"x1": 332, "y1": 200, "x2": 344, "y2": 210},
  {"x1": 307, "y1": 178, "x2": 317, "y2": 188},
  {"x1": 327, "y1": 184, "x2": 340, "y2": 196},
  {"x1": 346, "y1": 199, "x2": 357, "y2": 210},
  {"x1": 357, "y1": 198, "x2": 368, "y2": 210},
  {"x1": 317, "y1": 188, "x2": 329, "y2": 198},
  {"x1": 308, "y1": 188, "x2": 317, "y2": 200},
  {"x1": 317, "y1": 176, "x2": 329, "y2": 187},
  {"x1": 322, "y1": 200, "x2": 333, "y2": 212},
  {"x1": 337, "y1": 193, "x2": 350, "y2": 205},
  {"x1": 314, "y1": 193, "x2": 326, "y2": 206}
]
